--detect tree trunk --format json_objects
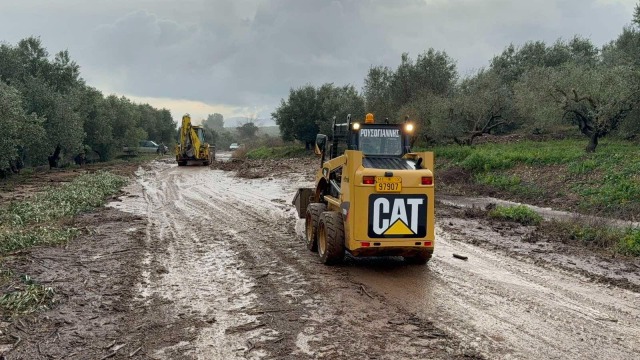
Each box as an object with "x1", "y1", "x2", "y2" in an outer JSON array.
[
  {"x1": 48, "y1": 144, "x2": 62, "y2": 169},
  {"x1": 305, "y1": 141, "x2": 311, "y2": 150},
  {"x1": 585, "y1": 133, "x2": 599, "y2": 153}
]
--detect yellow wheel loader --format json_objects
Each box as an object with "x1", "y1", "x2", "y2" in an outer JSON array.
[
  {"x1": 175, "y1": 114, "x2": 215, "y2": 166},
  {"x1": 293, "y1": 113, "x2": 435, "y2": 265}
]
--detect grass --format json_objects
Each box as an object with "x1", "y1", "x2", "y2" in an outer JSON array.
[
  {"x1": 2, "y1": 171, "x2": 127, "y2": 227},
  {"x1": 543, "y1": 221, "x2": 640, "y2": 257},
  {"x1": 0, "y1": 275, "x2": 55, "y2": 316},
  {"x1": 433, "y1": 138, "x2": 640, "y2": 219},
  {"x1": 0, "y1": 171, "x2": 127, "y2": 316},
  {"x1": 488, "y1": 205, "x2": 543, "y2": 226},
  {"x1": 246, "y1": 145, "x2": 309, "y2": 159}
]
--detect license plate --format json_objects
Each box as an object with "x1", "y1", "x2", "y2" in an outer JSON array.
[{"x1": 375, "y1": 176, "x2": 402, "y2": 192}]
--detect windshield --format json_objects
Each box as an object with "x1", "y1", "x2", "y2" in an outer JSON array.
[
  {"x1": 196, "y1": 128, "x2": 205, "y2": 143},
  {"x1": 358, "y1": 127, "x2": 402, "y2": 156}
]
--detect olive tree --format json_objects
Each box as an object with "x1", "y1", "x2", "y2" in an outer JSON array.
[
  {"x1": 431, "y1": 70, "x2": 515, "y2": 145},
  {"x1": 555, "y1": 65, "x2": 640, "y2": 151},
  {"x1": 516, "y1": 64, "x2": 640, "y2": 152}
]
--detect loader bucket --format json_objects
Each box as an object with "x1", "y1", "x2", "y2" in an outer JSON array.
[{"x1": 292, "y1": 188, "x2": 314, "y2": 218}]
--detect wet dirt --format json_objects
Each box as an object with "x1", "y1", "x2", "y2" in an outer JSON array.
[{"x1": 1, "y1": 158, "x2": 639, "y2": 359}]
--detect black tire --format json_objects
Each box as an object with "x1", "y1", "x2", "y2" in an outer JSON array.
[
  {"x1": 404, "y1": 251, "x2": 432, "y2": 265},
  {"x1": 203, "y1": 161, "x2": 210, "y2": 166},
  {"x1": 177, "y1": 161, "x2": 187, "y2": 167},
  {"x1": 305, "y1": 203, "x2": 326, "y2": 252},
  {"x1": 318, "y1": 211, "x2": 345, "y2": 265}
]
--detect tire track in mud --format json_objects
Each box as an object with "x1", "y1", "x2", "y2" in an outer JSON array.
[{"x1": 120, "y1": 162, "x2": 472, "y2": 359}]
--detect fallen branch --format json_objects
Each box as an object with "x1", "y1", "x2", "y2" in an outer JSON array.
[
  {"x1": 246, "y1": 308, "x2": 291, "y2": 315},
  {"x1": 99, "y1": 352, "x2": 117, "y2": 360},
  {"x1": 453, "y1": 253, "x2": 468, "y2": 261},
  {"x1": 8, "y1": 334, "x2": 22, "y2": 350},
  {"x1": 129, "y1": 347, "x2": 142, "y2": 357},
  {"x1": 359, "y1": 285, "x2": 373, "y2": 299},
  {"x1": 246, "y1": 340, "x2": 255, "y2": 352}
]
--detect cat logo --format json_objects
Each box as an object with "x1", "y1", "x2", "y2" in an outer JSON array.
[{"x1": 368, "y1": 195, "x2": 427, "y2": 238}]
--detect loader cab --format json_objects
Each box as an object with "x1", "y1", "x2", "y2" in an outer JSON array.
[{"x1": 316, "y1": 113, "x2": 414, "y2": 161}]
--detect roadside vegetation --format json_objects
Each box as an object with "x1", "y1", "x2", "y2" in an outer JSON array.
[
  {"x1": 472, "y1": 204, "x2": 640, "y2": 257},
  {"x1": 488, "y1": 205, "x2": 543, "y2": 226},
  {"x1": 435, "y1": 138, "x2": 640, "y2": 220},
  {"x1": 540, "y1": 219, "x2": 640, "y2": 257},
  {"x1": 0, "y1": 37, "x2": 176, "y2": 176},
  {"x1": 0, "y1": 171, "x2": 127, "y2": 316}
]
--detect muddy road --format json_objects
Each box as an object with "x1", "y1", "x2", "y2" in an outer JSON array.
[{"x1": 4, "y1": 157, "x2": 639, "y2": 359}]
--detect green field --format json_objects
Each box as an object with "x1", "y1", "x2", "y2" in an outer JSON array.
[{"x1": 431, "y1": 139, "x2": 640, "y2": 220}]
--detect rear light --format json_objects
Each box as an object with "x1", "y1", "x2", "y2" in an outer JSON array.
[
  {"x1": 361, "y1": 242, "x2": 371, "y2": 247},
  {"x1": 424, "y1": 241, "x2": 432, "y2": 247},
  {"x1": 363, "y1": 176, "x2": 375, "y2": 185},
  {"x1": 421, "y1": 176, "x2": 433, "y2": 185}
]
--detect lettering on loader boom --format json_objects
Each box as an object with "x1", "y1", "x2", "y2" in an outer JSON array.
[{"x1": 292, "y1": 113, "x2": 436, "y2": 265}]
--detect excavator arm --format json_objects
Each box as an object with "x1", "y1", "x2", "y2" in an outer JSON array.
[{"x1": 175, "y1": 114, "x2": 212, "y2": 166}]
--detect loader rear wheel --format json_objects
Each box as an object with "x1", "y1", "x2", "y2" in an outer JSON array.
[
  {"x1": 404, "y1": 250, "x2": 432, "y2": 265},
  {"x1": 305, "y1": 203, "x2": 326, "y2": 252},
  {"x1": 177, "y1": 161, "x2": 187, "y2": 166},
  {"x1": 317, "y1": 211, "x2": 345, "y2": 265}
]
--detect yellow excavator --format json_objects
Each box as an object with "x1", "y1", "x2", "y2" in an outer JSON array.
[
  {"x1": 175, "y1": 114, "x2": 214, "y2": 166},
  {"x1": 293, "y1": 113, "x2": 435, "y2": 265}
]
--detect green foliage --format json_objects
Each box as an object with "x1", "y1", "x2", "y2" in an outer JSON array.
[
  {"x1": 491, "y1": 37, "x2": 599, "y2": 84},
  {"x1": 438, "y1": 140, "x2": 584, "y2": 172},
  {"x1": 0, "y1": 227, "x2": 79, "y2": 255},
  {"x1": 204, "y1": 113, "x2": 224, "y2": 130},
  {"x1": 618, "y1": 229, "x2": 640, "y2": 256},
  {"x1": 2, "y1": 172, "x2": 127, "y2": 226},
  {"x1": 0, "y1": 37, "x2": 177, "y2": 171},
  {"x1": 0, "y1": 172, "x2": 126, "y2": 255},
  {"x1": 0, "y1": 81, "x2": 25, "y2": 172},
  {"x1": 437, "y1": 139, "x2": 640, "y2": 219},
  {"x1": 489, "y1": 205, "x2": 543, "y2": 226},
  {"x1": 476, "y1": 174, "x2": 521, "y2": 189},
  {"x1": 363, "y1": 50, "x2": 457, "y2": 135},
  {"x1": 238, "y1": 122, "x2": 259, "y2": 141},
  {"x1": 246, "y1": 145, "x2": 308, "y2": 159},
  {"x1": 0, "y1": 276, "x2": 55, "y2": 316},
  {"x1": 273, "y1": 83, "x2": 364, "y2": 146},
  {"x1": 544, "y1": 220, "x2": 640, "y2": 257}
]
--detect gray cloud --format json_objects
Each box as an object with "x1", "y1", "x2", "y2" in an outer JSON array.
[{"x1": 0, "y1": 0, "x2": 636, "y2": 119}]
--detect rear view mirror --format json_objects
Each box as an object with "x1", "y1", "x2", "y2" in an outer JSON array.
[{"x1": 315, "y1": 134, "x2": 327, "y2": 156}]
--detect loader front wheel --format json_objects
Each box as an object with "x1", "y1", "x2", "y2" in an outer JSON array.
[
  {"x1": 305, "y1": 203, "x2": 326, "y2": 252},
  {"x1": 317, "y1": 211, "x2": 345, "y2": 265}
]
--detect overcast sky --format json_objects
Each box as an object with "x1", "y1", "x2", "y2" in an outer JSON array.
[{"x1": 0, "y1": 0, "x2": 637, "y2": 125}]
